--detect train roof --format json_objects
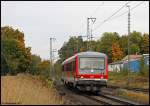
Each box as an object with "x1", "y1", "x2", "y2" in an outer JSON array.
[{"x1": 62, "y1": 51, "x2": 106, "y2": 65}]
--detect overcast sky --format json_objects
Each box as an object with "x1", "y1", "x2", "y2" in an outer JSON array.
[{"x1": 1, "y1": 1, "x2": 149, "y2": 60}]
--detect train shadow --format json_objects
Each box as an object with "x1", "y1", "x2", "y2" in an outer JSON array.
[{"x1": 64, "y1": 85, "x2": 102, "y2": 96}]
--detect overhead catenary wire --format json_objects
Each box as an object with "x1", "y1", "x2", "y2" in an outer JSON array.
[
  {"x1": 93, "y1": 1, "x2": 145, "y2": 32},
  {"x1": 80, "y1": 2, "x2": 104, "y2": 36},
  {"x1": 109, "y1": 1, "x2": 145, "y2": 22},
  {"x1": 80, "y1": 1, "x2": 145, "y2": 40},
  {"x1": 93, "y1": 1, "x2": 131, "y2": 31},
  {"x1": 90, "y1": 1, "x2": 104, "y2": 17}
]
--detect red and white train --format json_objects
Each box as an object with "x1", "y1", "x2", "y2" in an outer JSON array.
[{"x1": 61, "y1": 51, "x2": 108, "y2": 92}]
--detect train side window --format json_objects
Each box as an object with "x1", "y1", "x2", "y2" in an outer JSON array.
[
  {"x1": 66, "y1": 63, "x2": 68, "y2": 71},
  {"x1": 74, "y1": 60, "x2": 76, "y2": 71},
  {"x1": 66, "y1": 63, "x2": 70, "y2": 71},
  {"x1": 70, "y1": 61, "x2": 72, "y2": 71},
  {"x1": 73, "y1": 60, "x2": 76, "y2": 71},
  {"x1": 72, "y1": 61, "x2": 73, "y2": 71},
  {"x1": 68, "y1": 62, "x2": 71, "y2": 71},
  {"x1": 64, "y1": 64, "x2": 66, "y2": 71},
  {"x1": 65, "y1": 61, "x2": 75, "y2": 71},
  {"x1": 69, "y1": 62, "x2": 71, "y2": 71}
]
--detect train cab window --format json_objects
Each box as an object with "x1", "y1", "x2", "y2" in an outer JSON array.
[
  {"x1": 80, "y1": 57, "x2": 105, "y2": 70},
  {"x1": 79, "y1": 57, "x2": 105, "y2": 74}
]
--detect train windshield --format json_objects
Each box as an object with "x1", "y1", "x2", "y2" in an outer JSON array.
[{"x1": 79, "y1": 57, "x2": 105, "y2": 74}]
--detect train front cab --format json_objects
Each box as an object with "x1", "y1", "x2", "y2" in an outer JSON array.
[{"x1": 74, "y1": 54, "x2": 108, "y2": 92}]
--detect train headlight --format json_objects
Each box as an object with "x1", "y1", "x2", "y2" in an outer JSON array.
[{"x1": 81, "y1": 76, "x2": 83, "y2": 78}]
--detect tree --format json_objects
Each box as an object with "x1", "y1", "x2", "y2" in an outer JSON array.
[
  {"x1": 54, "y1": 60, "x2": 62, "y2": 80},
  {"x1": 58, "y1": 36, "x2": 84, "y2": 63},
  {"x1": 57, "y1": 31, "x2": 148, "y2": 65},
  {"x1": 139, "y1": 56, "x2": 149, "y2": 77},
  {"x1": 119, "y1": 35, "x2": 128, "y2": 56},
  {"x1": 130, "y1": 44, "x2": 140, "y2": 54},
  {"x1": 140, "y1": 33, "x2": 149, "y2": 54},
  {"x1": 29, "y1": 54, "x2": 42, "y2": 75},
  {"x1": 1, "y1": 26, "x2": 31, "y2": 75},
  {"x1": 37, "y1": 60, "x2": 50, "y2": 79},
  {"x1": 1, "y1": 39, "x2": 22, "y2": 75},
  {"x1": 111, "y1": 42, "x2": 124, "y2": 62},
  {"x1": 129, "y1": 31, "x2": 142, "y2": 54},
  {"x1": 1, "y1": 53, "x2": 10, "y2": 75},
  {"x1": 96, "y1": 32, "x2": 120, "y2": 63}
]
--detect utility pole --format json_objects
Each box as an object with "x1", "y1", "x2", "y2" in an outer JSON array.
[
  {"x1": 126, "y1": 5, "x2": 130, "y2": 85},
  {"x1": 87, "y1": 17, "x2": 96, "y2": 51},
  {"x1": 87, "y1": 18, "x2": 89, "y2": 50},
  {"x1": 50, "y1": 37, "x2": 56, "y2": 81},
  {"x1": 127, "y1": 5, "x2": 130, "y2": 58}
]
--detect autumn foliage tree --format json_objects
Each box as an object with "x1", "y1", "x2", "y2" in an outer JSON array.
[
  {"x1": 111, "y1": 42, "x2": 124, "y2": 62},
  {"x1": 58, "y1": 31, "x2": 149, "y2": 64},
  {"x1": 37, "y1": 60, "x2": 50, "y2": 79},
  {"x1": 1, "y1": 26, "x2": 31, "y2": 75},
  {"x1": 96, "y1": 32, "x2": 120, "y2": 63},
  {"x1": 1, "y1": 26, "x2": 52, "y2": 78}
]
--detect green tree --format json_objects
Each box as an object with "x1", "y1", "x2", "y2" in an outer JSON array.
[
  {"x1": 1, "y1": 53, "x2": 10, "y2": 75},
  {"x1": 37, "y1": 60, "x2": 50, "y2": 79},
  {"x1": 1, "y1": 26, "x2": 31, "y2": 75},
  {"x1": 29, "y1": 54, "x2": 42, "y2": 75},
  {"x1": 96, "y1": 32, "x2": 120, "y2": 63},
  {"x1": 139, "y1": 56, "x2": 149, "y2": 77},
  {"x1": 119, "y1": 35, "x2": 128, "y2": 56},
  {"x1": 58, "y1": 36, "x2": 84, "y2": 63},
  {"x1": 129, "y1": 31, "x2": 142, "y2": 54},
  {"x1": 140, "y1": 33, "x2": 149, "y2": 54},
  {"x1": 58, "y1": 31, "x2": 148, "y2": 65},
  {"x1": 130, "y1": 44, "x2": 140, "y2": 54},
  {"x1": 54, "y1": 60, "x2": 62, "y2": 81},
  {"x1": 130, "y1": 31, "x2": 142, "y2": 45}
]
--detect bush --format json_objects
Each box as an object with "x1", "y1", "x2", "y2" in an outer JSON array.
[
  {"x1": 1, "y1": 26, "x2": 31, "y2": 76},
  {"x1": 119, "y1": 68, "x2": 129, "y2": 76},
  {"x1": 139, "y1": 56, "x2": 149, "y2": 77}
]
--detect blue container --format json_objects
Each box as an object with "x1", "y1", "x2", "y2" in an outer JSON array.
[
  {"x1": 123, "y1": 59, "x2": 140, "y2": 72},
  {"x1": 123, "y1": 56, "x2": 149, "y2": 72}
]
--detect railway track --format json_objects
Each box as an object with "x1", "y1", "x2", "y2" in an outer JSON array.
[
  {"x1": 107, "y1": 85, "x2": 149, "y2": 94},
  {"x1": 83, "y1": 93, "x2": 141, "y2": 105},
  {"x1": 55, "y1": 82, "x2": 143, "y2": 105}
]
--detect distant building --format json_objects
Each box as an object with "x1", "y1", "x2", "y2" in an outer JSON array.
[
  {"x1": 108, "y1": 54, "x2": 149, "y2": 72},
  {"x1": 122, "y1": 54, "x2": 142, "y2": 61},
  {"x1": 108, "y1": 61, "x2": 124, "y2": 72},
  {"x1": 143, "y1": 54, "x2": 149, "y2": 66}
]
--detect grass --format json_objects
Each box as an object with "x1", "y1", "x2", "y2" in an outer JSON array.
[
  {"x1": 1, "y1": 73, "x2": 65, "y2": 105},
  {"x1": 108, "y1": 70, "x2": 149, "y2": 104},
  {"x1": 115, "y1": 89, "x2": 149, "y2": 104},
  {"x1": 108, "y1": 71, "x2": 149, "y2": 89}
]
